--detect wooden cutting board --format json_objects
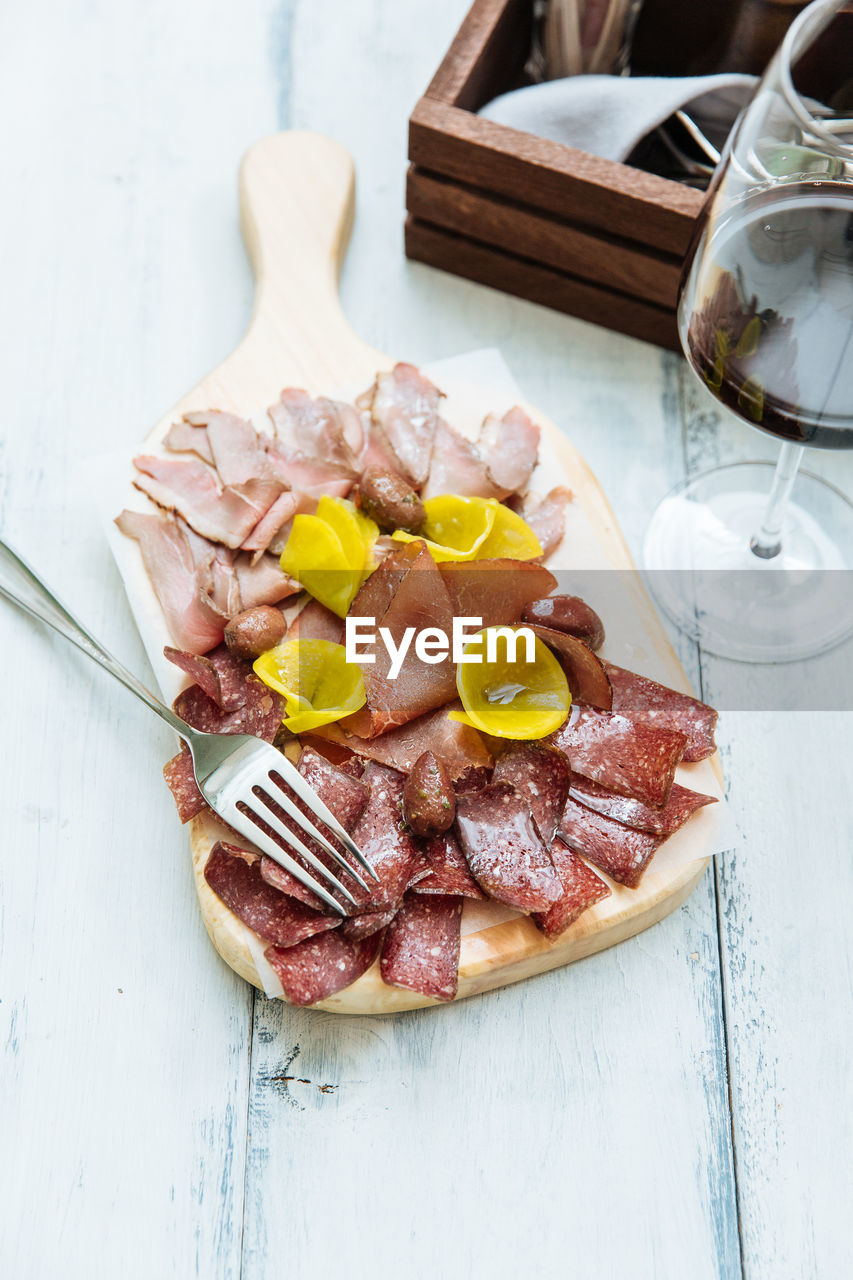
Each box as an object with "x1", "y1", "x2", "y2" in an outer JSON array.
[{"x1": 134, "y1": 131, "x2": 721, "y2": 1014}]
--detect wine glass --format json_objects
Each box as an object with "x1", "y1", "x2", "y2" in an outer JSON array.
[{"x1": 643, "y1": 0, "x2": 853, "y2": 662}]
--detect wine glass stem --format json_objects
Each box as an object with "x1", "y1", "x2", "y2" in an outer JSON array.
[{"x1": 749, "y1": 442, "x2": 805, "y2": 559}]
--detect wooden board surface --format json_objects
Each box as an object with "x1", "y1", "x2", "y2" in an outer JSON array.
[{"x1": 128, "y1": 130, "x2": 720, "y2": 1013}]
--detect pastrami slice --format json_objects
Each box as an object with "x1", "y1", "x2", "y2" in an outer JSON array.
[
  {"x1": 532, "y1": 839, "x2": 612, "y2": 940},
  {"x1": 548, "y1": 707, "x2": 686, "y2": 807},
  {"x1": 558, "y1": 798, "x2": 664, "y2": 888},
  {"x1": 265, "y1": 930, "x2": 382, "y2": 1006},
  {"x1": 454, "y1": 782, "x2": 562, "y2": 913},
  {"x1": 492, "y1": 743, "x2": 571, "y2": 847},
  {"x1": 603, "y1": 663, "x2": 718, "y2": 763},
  {"x1": 380, "y1": 893, "x2": 463, "y2": 1002},
  {"x1": 204, "y1": 842, "x2": 339, "y2": 948}
]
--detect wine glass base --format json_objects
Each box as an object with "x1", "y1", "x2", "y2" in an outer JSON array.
[{"x1": 643, "y1": 462, "x2": 853, "y2": 662}]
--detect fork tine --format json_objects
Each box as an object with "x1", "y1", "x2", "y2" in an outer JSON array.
[
  {"x1": 259, "y1": 775, "x2": 371, "y2": 893},
  {"x1": 272, "y1": 756, "x2": 381, "y2": 882},
  {"x1": 236, "y1": 798, "x2": 359, "y2": 908},
  {"x1": 222, "y1": 805, "x2": 349, "y2": 915}
]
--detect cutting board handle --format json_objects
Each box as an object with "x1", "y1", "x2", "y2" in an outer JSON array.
[{"x1": 237, "y1": 131, "x2": 383, "y2": 389}]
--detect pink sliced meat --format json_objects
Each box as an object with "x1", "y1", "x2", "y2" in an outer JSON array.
[
  {"x1": 163, "y1": 746, "x2": 206, "y2": 823},
  {"x1": 265, "y1": 930, "x2": 382, "y2": 1006},
  {"x1": 532, "y1": 839, "x2": 611, "y2": 939},
  {"x1": 241, "y1": 490, "x2": 303, "y2": 558},
  {"x1": 479, "y1": 406, "x2": 540, "y2": 499},
  {"x1": 492, "y1": 743, "x2": 570, "y2": 847},
  {"x1": 349, "y1": 762, "x2": 422, "y2": 910},
  {"x1": 163, "y1": 643, "x2": 251, "y2": 712},
  {"x1": 132, "y1": 454, "x2": 279, "y2": 549},
  {"x1": 380, "y1": 892, "x2": 463, "y2": 1002},
  {"x1": 163, "y1": 417, "x2": 215, "y2": 464},
  {"x1": 437, "y1": 559, "x2": 557, "y2": 630},
  {"x1": 232, "y1": 553, "x2": 298, "y2": 609},
  {"x1": 367, "y1": 363, "x2": 442, "y2": 486},
  {"x1": 204, "y1": 842, "x2": 338, "y2": 947},
  {"x1": 340, "y1": 907, "x2": 397, "y2": 941},
  {"x1": 570, "y1": 777, "x2": 717, "y2": 836},
  {"x1": 347, "y1": 541, "x2": 458, "y2": 735},
  {"x1": 603, "y1": 663, "x2": 719, "y2": 763},
  {"x1": 268, "y1": 388, "x2": 363, "y2": 469},
  {"x1": 455, "y1": 782, "x2": 562, "y2": 913},
  {"x1": 322, "y1": 704, "x2": 492, "y2": 779},
  {"x1": 173, "y1": 676, "x2": 284, "y2": 740},
  {"x1": 413, "y1": 829, "x2": 486, "y2": 899},
  {"x1": 558, "y1": 798, "x2": 664, "y2": 888},
  {"x1": 421, "y1": 418, "x2": 501, "y2": 501},
  {"x1": 548, "y1": 707, "x2": 686, "y2": 807},
  {"x1": 115, "y1": 509, "x2": 223, "y2": 654},
  {"x1": 516, "y1": 487, "x2": 572, "y2": 559},
  {"x1": 265, "y1": 442, "x2": 356, "y2": 498},
  {"x1": 529, "y1": 625, "x2": 613, "y2": 709},
  {"x1": 203, "y1": 412, "x2": 275, "y2": 487}
]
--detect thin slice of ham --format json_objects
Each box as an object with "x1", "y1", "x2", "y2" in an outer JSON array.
[
  {"x1": 163, "y1": 418, "x2": 215, "y2": 464},
  {"x1": 241, "y1": 491, "x2": 303, "y2": 559},
  {"x1": 512, "y1": 487, "x2": 572, "y2": 560},
  {"x1": 264, "y1": 442, "x2": 356, "y2": 497},
  {"x1": 269, "y1": 388, "x2": 364, "y2": 469},
  {"x1": 115, "y1": 509, "x2": 223, "y2": 653},
  {"x1": 366, "y1": 363, "x2": 443, "y2": 486},
  {"x1": 421, "y1": 418, "x2": 502, "y2": 501},
  {"x1": 132, "y1": 454, "x2": 279, "y2": 549},
  {"x1": 479, "y1": 406, "x2": 540, "y2": 499},
  {"x1": 233, "y1": 553, "x2": 299, "y2": 610}
]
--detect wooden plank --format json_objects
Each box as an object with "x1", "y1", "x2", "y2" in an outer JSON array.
[
  {"x1": 424, "y1": 0, "x2": 533, "y2": 110},
  {"x1": 673, "y1": 361, "x2": 853, "y2": 1279},
  {"x1": 406, "y1": 214, "x2": 680, "y2": 349},
  {"x1": 409, "y1": 96, "x2": 704, "y2": 256},
  {"x1": 407, "y1": 165, "x2": 683, "y2": 308}
]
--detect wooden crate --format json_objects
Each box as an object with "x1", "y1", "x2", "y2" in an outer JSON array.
[{"x1": 406, "y1": 0, "x2": 706, "y2": 349}]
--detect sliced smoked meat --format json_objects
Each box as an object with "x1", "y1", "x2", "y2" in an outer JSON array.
[
  {"x1": 380, "y1": 892, "x2": 463, "y2": 1002},
  {"x1": 532, "y1": 839, "x2": 611, "y2": 939},
  {"x1": 570, "y1": 777, "x2": 717, "y2": 836},
  {"x1": 548, "y1": 707, "x2": 686, "y2": 807},
  {"x1": 603, "y1": 663, "x2": 718, "y2": 762},
  {"x1": 204, "y1": 842, "x2": 338, "y2": 948},
  {"x1": 454, "y1": 782, "x2": 562, "y2": 913},
  {"x1": 558, "y1": 798, "x2": 664, "y2": 888},
  {"x1": 265, "y1": 930, "x2": 381, "y2": 1005},
  {"x1": 492, "y1": 743, "x2": 570, "y2": 847}
]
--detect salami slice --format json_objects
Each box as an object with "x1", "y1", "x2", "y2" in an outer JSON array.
[
  {"x1": 265, "y1": 929, "x2": 382, "y2": 1005},
  {"x1": 340, "y1": 907, "x2": 397, "y2": 941},
  {"x1": 492, "y1": 743, "x2": 570, "y2": 847},
  {"x1": 532, "y1": 839, "x2": 611, "y2": 939},
  {"x1": 163, "y1": 745, "x2": 206, "y2": 822},
  {"x1": 349, "y1": 762, "x2": 423, "y2": 910},
  {"x1": 204, "y1": 842, "x2": 339, "y2": 947},
  {"x1": 570, "y1": 776, "x2": 717, "y2": 836},
  {"x1": 164, "y1": 643, "x2": 251, "y2": 711},
  {"x1": 380, "y1": 892, "x2": 463, "y2": 1002},
  {"x1": 455, "y1": 782, "x2": 562, "y2": 913},
  {"x1": 558, "y1": 798, "x2": 664, "y2": 888},
  {"x1": 547, "y1": 707, "x2": 686, "y2": 807},
  {"x1": 603, "y1": 663, "x2": 718, "y2": 763},
  {"x1": 173, "y1": 676, "x2": 284, "y2": 740},
  {"x1": 413, "y1": 829, "x2": 487, "y2": 899}
]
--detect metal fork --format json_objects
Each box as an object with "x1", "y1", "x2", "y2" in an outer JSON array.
[{"x1": 0, "y1": 538, "x2": 378, "y2": 914}]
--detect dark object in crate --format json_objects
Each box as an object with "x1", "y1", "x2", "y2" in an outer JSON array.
[{"x1": 406, "y1": 0, "x2": 708, "y2": 349}]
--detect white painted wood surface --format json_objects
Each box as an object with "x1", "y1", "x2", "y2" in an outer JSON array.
[{"x1": 0, "y1": 3, "x2": 850, "y2": 1278}]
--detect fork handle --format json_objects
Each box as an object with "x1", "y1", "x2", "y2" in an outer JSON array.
[{"x1": 0, "y1": 537, "x2": 193, "y2": 741}]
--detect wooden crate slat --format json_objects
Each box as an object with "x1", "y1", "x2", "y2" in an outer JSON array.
[
  {"x1": 409, "y1": 96, "x2": 703, "y2": 256},
  {"x1": 425, "y1": 0, "x2": 532, "y2": 110},
  {"x1": 405, "y1": 214, "x2": 679, "y2": 350},
  {"x1": 407, "y1": 165, "x2": 682, "y2": 309}
]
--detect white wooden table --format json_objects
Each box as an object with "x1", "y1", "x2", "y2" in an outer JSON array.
[{"x1": 2, "y1": 3, "x2": 851, "y2": 1277}]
